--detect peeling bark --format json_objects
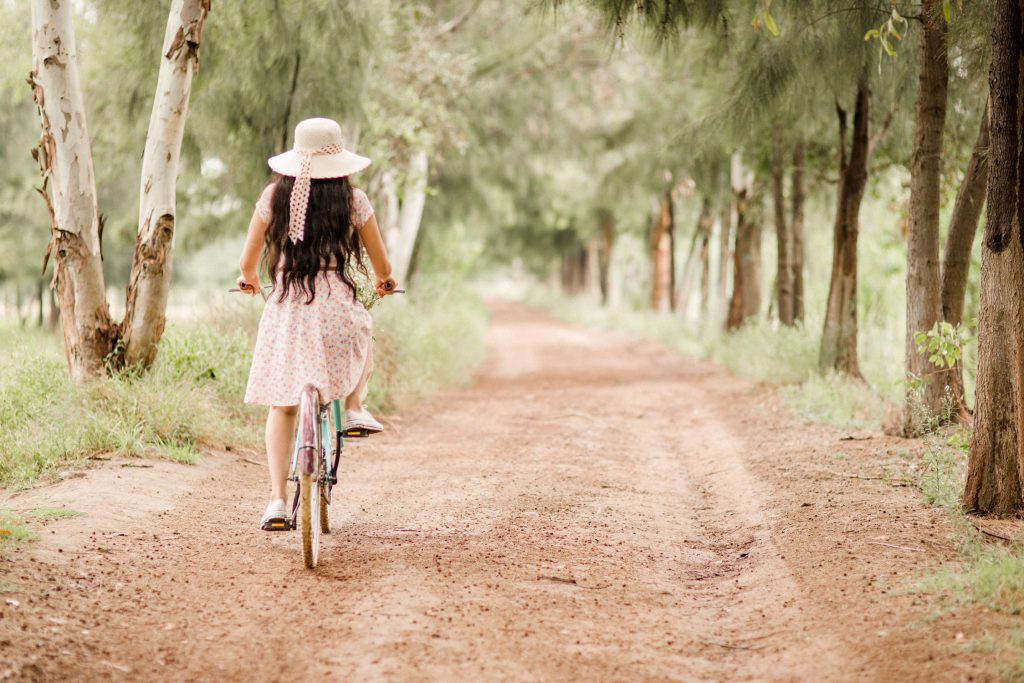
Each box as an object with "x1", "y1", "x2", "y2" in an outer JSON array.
[
  {"x1": 29, "y1": 0, "x2": 116, "y2": 380},
  {"x1": 121, "y1": 0, "x2": 209, "y2": 368}
]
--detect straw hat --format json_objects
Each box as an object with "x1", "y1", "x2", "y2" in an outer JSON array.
[
  {"x1": 268, "y1": 118, "x2": 371, "y2": 243},
  {"x1": 268, "y1": 117, "x2": 371, "y2": 179}
]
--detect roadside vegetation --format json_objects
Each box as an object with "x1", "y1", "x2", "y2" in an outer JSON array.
[{"x1": 0, "y1": 278, "x2": 486, "y2": 490}]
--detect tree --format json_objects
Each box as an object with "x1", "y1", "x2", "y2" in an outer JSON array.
[
  {"x1": 771, "y1": 132, "x2": 795, "y2": 325},
  {"x1": 902, "y1": 0, "x2": 950, "y2": 433},
  {"x1": 29, "y1": 0, "x2": 117, "y2": 379},
  {"x1": 939, "y1": 105, "x2": 989, "y2": 417},
  {"x1": 819, "y1": 79, "x2": 871, "y2": 376},
  {"x1": 726, "y1": 151, "x2": 761, "y2": 330},
  {"x1": 963, "y1": 0, "x2": 1024, "y2": 516},
  {"x1": 121, "y1": 0, "x2": 210, "y2": 368}
]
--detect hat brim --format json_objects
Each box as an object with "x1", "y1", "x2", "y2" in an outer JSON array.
[{"x1": 268, "y1": 149, "x2": 372, "y2": 179}]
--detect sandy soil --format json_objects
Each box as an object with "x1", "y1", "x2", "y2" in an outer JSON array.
[{"x1": 0, "y1": 302, "x2": 1009, "y2": 682}]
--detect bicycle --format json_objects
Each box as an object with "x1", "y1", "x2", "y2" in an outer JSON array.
[{"x1": 230, "y1": 279, "x2": 402, "y2": 568}]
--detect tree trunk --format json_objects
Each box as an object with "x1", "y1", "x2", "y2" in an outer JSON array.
[
  {"x1": 791, "y1": 141, "x2": 806, "y2": 323},
  {"x1": 726, "y1": 153, "x2": 761, "y2": 331},
  {"x1": 964, "y1": 0, "x2": 1024, "y2": 515},
  {"x1": 390, "y1": 151, "x2": 429, "y2": 284},
  {"x1": 676, "y1": 207, "x2": 705, "y2": 319},
  {"x1": 597, "y1": 209, "x2": 614, "y2": 306},
  {"x1": 820, "y1": 81, "x2": 870, "y2": 377},
  {"x1": 903, "y1": 0, "x2": 950, "y2": 434},
  {"x1": 717, "y1": 203, "x2": 733, "y2": 325},
  {"x1": 667, "y1": 191, "x2": 677, "y2": 312},
  {"x1": 940, "y1": 102, "x2": 991, "y2": 418},
  {"x1": 942, "y1": 106, "x2": 991, "y2": 325},
  {"x1": 772, "y1": 137, "x2": 795, "y2": 325},
  {"x1": 121, "y1": 0, "x2": 210, "y2": 369},
  {"x1": 649, "y1": 193, "x2": 673, "y2": 311},
  {"x1": 29, "y1": 0, "x2": 116, "y2": 380},
  {"x1": 698, "y1": 197, "x2": 713, "y2": 319}
]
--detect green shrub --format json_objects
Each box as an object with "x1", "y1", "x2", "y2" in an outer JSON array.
[
  {"x1": 777, "y1": 372, "x2": 888, "y2": 431},
  {"x1": 708, "y1": 320, "x2": 818, "y2": 385},
  {"x1": 369, "y1": 275, "x2": 489, "y2": 411},
  {"x1": 0, "y1": 281, "x2": 487, "y2": 489}
]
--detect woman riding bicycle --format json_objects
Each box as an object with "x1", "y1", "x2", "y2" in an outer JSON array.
[{"x1": 236, "y1": 117, "x2": 398, "y2": 530}]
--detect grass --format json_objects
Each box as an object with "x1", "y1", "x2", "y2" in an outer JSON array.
[
  {"x1": 528, "y1": 290, "x2": 896, "y2": 430},
  {"x1": 0, "y1": 275, "x2": 488, "y2": 489},
  {"x1": 884, "y1": 425, "x2": 1024, "y2": 680},
  {"x1": 0, "y1": 508, "x2": 39, "y2": 550},
  {"x1": 0, "y1": 307, "x2": 261, "y2": 488}
]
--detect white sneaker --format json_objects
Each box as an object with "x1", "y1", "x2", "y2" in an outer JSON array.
[
  {"x1": 343, "y1": 409, "x2": 384, "y2": 434},
  {"x1": 260, "y1": 499, "x2": 289, "y2": 531}
]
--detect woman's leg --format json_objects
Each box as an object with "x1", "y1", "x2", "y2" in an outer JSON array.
[
  {"x1": 265, "y1": 405, "x2": 297, "y2": 501},
  {"x1": 344, "y1": 344, "x2": 374, "y2": 412}
]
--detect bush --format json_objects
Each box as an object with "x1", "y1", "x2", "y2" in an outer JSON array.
[{"x1": 709, "y1": 320, "x2": 818, "y2": 385}]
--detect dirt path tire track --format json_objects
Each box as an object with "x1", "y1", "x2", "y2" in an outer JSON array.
[{"x1": 0, "y1": 302, "x2": 1006, "y2": 681}]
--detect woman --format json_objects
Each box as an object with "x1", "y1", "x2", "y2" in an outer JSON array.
[{"x1": 236, "y1": 117, "x2": 397, "y2": 530}]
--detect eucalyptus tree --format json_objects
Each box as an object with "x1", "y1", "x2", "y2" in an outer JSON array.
[{"x1": 29, "y1": 0, "x2": 116, "y2": 379}]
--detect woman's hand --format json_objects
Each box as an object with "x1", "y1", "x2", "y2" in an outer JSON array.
[
  {"x1": 376, "y1": 277, "x2": 399, "y2": 297},
  {"x1": 237, "y1": 274, "x2": 261, "y2": 297}
]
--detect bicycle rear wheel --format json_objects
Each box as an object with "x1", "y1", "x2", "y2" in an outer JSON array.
[
  {"x1": 300, "y1": 471, "x2": 320, "y2": 568},
  {"x1": 297, "y1": 385, "x2": 322, "y2": 569}
]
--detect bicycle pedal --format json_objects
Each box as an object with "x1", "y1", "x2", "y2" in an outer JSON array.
[
  {"x1": 343, "y1": 428, "x2": 371, "y2": 438},
  {"x1": 262, "y1": 519, "x2": 290, "y2": 532}
]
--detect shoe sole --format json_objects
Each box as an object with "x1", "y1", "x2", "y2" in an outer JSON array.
[{"x1": 343, "y1": 424, "x2": 382, "y2": 438}]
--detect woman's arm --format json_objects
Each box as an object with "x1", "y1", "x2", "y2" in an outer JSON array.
[
  {"x1": 358, "y1": 215, "x2": 398, "y2": 295},
  {"x1": 237, "y1": 208, "x2": 268, "y2": 296}
]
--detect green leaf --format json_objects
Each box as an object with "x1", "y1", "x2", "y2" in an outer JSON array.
[
  {"x1": 764, "y1": 12, "x2": 780, "y2": 36},
  {"x1": 942, "y1": 0, "x2": 952, "y2": 23},
  {"x1": 864, "y1": 29, "x2": 880, "y2": 41}
]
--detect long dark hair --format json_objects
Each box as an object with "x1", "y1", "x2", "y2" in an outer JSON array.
[{"x1": 263, "y1": 174, "x2": 366, "y2": 304}]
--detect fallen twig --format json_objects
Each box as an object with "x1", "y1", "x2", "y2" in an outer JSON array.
[
  {"x1": 867, "y1": 541, "x2": 924, "y2": 553},
  {"x1": 823, "y1": 468, "x2": 908, "y2": 486},
  {"x1": 238, "y1": 457, "x2": 262, "y2": 467},
  {"x1": 969, "y1": 519, "x2": 1019, "y2": 543},
  {"x1": 536, "y1": 575, "x2": 611, "y2": 590}
]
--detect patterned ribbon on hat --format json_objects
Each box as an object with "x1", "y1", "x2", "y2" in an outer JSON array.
[{"x1": 288, "y1": 143, "x2": 346, "y2": 243}]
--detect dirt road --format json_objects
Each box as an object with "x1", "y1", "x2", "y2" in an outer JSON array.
[{"x1": 0, "y1": 303, "x2": 1004, "y2": 681}]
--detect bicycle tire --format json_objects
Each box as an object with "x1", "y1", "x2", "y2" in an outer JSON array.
[
  {"x1": 319, "y1": 482, "x2": 331, "y2": 533},
  {"x1": 300, "y1": 471, "x2": 320, "y2": 568}
]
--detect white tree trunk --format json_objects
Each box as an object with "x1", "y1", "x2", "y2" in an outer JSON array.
[
  {"x1": 121, "y1": 0, "x2": 209, "y2": 368},
  {"x1": 391, "y1": 151, "x2": 429, "y2": 283},
  {"x1": 30, "y1": 0, "x2": 115, "y2": 379}
]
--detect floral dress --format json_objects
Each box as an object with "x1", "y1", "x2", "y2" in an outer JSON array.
[{"x1": 243, "y1": 183, "x2": 375, "y2": 407}]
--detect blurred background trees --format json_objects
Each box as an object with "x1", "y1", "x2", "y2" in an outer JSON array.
[{"x1": 6, "y1": 0, "x2": 1024, "y2": 511}]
